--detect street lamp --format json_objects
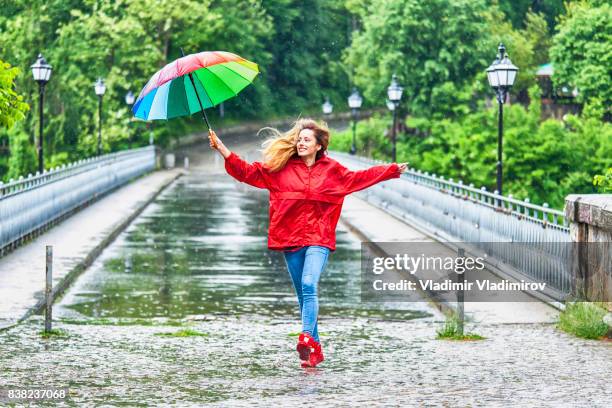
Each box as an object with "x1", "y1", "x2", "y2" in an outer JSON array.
[
  {"x1": 125, "y1": 90, "x2": 135, "y2": 149},
  {"x1": 94, "y1": 78, "x2": 106, "y2": 155},
  {"x1": 322, "y1": 97, "x2": 333, "y2": 116},
  {"x1": 347, "y1": 88, "x2": 362, "y2": 155},
  {"x1": 387, "y1": 74, "x2": 403, "y2": 162},
  {"x1": 486, "y1": 43, "x2": 518, "y2": 197},
  {"x1": 30, "y1": 53, "x2": 52, "y2": 174}
]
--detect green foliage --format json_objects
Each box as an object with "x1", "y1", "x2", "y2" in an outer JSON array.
[
  {"x1": 550, "y1": 1, "x2": 612, "y2": 108},
  {"x1": 260, "y1": 0, "x2": 351, "y2": 114},
  {"x1": 593, "y1": 168, "x2": 612, "y2": 193},
  {"x1": 330, "y1": 113, "x2": 392, "y2": 158},
  {"x1": 558, "y1": 302, "x2": 609, "y2": 340},
  {"x1": 344, "y1": 0, "x2": 493, "y2": 118},
  {"x1": 497, "y1": 0, "x2": 565, "y2": 31},
  {"x1": 6, "y1": 124, "x2": 37, "y2": 181},
  {"x1": 0, "y1": 59, "x2": 29, "y2": 129}
]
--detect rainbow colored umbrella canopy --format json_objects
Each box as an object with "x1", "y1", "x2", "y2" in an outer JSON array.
[{"x1": 133, "y1": 51, "x2": 259, "y2": 124}]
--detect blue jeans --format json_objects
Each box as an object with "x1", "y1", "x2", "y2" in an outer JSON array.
[{"x1": 283, "y1": 246, "x2": 330, "y2": 343}]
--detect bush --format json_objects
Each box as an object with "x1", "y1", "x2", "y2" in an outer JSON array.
[
  {"x1": 593, "y1": 167, "x2": 612, "y2": 193},
  {"x1": 558, "y1": 302, "x2": 609, "y2": 340}
]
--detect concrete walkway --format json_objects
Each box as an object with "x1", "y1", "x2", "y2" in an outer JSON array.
[{"x1": 0, "y1": 168, "x2": 183, "y2": 330}]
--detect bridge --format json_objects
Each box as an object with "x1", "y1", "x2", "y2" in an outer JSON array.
[{"x1": 0, "y1": 124, "x2": 610, "y2": 405}]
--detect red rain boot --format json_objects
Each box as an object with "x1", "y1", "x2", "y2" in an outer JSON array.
[
  {"x1": 297, "y1": 332, "x2": 315, "y2": 362},
  {"x1": 301, "y1": 340, "x2": 324, "y2": 368}
]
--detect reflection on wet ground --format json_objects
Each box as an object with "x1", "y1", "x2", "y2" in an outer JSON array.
[
  {"x1": 1, "y1": 172, "x2": 611, "y2": 406},
  {"x1": 56, "y1": 174, "x2": 434, "y2": 322}
]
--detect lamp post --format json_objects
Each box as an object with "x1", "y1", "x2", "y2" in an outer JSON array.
[
  {"x1": 347, "y1": 88, "x2": 362, "y2": 155},
  {"x1": 125, "y1": 90, "x2": 135, "y2": 149},
  {"x1": 30, "y1": 54, "x2": 52, "y2": 174},
  {"x1": 387, "y1": 74, "x2": 403, "y2": 162},
  {"x1": 486, "y1": 43, "x2": 518, "y2": 198},
  {"x1": 94, "y1": 78, "x2": 106, "y2": 155},
  {"x1": 322, "y1": 97, "x2": 333, "y2": 117}
]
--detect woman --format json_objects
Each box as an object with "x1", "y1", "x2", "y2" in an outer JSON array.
[{"x1": 208, "y1": 119, "x2": 408, "y2": 368}]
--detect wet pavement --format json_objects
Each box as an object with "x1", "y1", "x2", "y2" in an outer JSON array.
[
  {"x1": 0, "y1": 168, "x2": 182, "y2": 329},
  {"x1": 1, "y1": 167, "x2": 611, "y2": 406}
]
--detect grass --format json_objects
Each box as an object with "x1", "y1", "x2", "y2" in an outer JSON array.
[
  {"x1": 436, "y1": 313, "x2": 485, "y2": 341},
  {"x1": 154, "y1": 329, "x2": 208, "y2": 337},
  {"x1": 39, "y1": 328, "x2": 70, "y2": 338},
  {"x1": 557, "y1": 302, "x2": 609, "y2": 340}
]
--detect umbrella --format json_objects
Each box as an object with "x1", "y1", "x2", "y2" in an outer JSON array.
[{"x1": 132, "y1": 49, "x2": 259, "y2": 136}]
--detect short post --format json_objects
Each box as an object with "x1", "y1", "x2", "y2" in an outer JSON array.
[
  {"x1": 45, "y1": 245, "x2": 53, "y2": 333},
  {"x1": 457, "y1": 247, "x2": 465, "y2": 336},
  {"x1": 184, "y1": 156, "x2": 189, "y2": 169}
]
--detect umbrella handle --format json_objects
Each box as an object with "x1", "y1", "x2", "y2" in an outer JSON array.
[{"x1": 209, "y1": 129, "x2": 219, "y2": 149}]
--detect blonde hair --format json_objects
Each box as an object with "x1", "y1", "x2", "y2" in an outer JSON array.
[{"x1": 259, "y1": 118, "x2": 330, "y2": 172}]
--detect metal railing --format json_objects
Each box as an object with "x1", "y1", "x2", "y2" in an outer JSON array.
[
  {"x1": 0, "y1": 145, "x2": 156, "y2": 255},
  {"x1": 331, "y1": 151, "x2": 572, "y2": 299}
]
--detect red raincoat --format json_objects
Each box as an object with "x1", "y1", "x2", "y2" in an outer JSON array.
[{"x1": 224, "y1": 151, "x2": 401, "y2": 251}]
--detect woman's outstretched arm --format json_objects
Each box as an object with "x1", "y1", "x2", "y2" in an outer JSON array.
[
  {"x1": 338, "y1": 161, "x2": 408, "y2": 195},
  {"x1": 209, "y1": 130, "x2": 268, "y2": 189}
]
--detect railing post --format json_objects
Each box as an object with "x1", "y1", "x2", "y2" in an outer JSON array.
[
  {"x1": 457, "y1": 247, "x2": 465, "y2": 336},
  {"x1": 45, "y1": 245, "x2": 53, "y2": 333}
]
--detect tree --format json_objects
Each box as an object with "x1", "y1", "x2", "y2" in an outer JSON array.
[
  {"x1": 496, "y1": 0, "x2": 565, "y2": 31},
  {"x1": 6, "y1": 124, "x2": 37, "y2": 181},
  {"x1": 343, "y1": 0, "x2": 493, "y2": 118},
  {"x1": 550, "y1": 1, "x2": 612, "y2": 110},
  {"x1": 0, "y1": 59, "x2": 31, "y2": 181},
  {"x1": 0, "y1": 59, "x2": 29, "y2": 129},
  {"x1": 260, "y1": 0, "x2": 352, "y2": 114}
]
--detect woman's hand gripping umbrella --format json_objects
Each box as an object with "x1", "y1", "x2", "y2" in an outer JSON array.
[{"x1": 132, "y1": 50, "x2": 259, "y2": 144}]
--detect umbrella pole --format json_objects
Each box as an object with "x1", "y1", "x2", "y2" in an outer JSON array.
[
  {"x1": 180, "y1": 48, "x2": 215, "y2": 141},
  {"x1": 187, "y1": 72, "x2": 212, "y2": 131}
]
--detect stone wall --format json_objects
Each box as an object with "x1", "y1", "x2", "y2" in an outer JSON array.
[{"x1": 565, "y1": 194, "x2": 612, "y2": 309}]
